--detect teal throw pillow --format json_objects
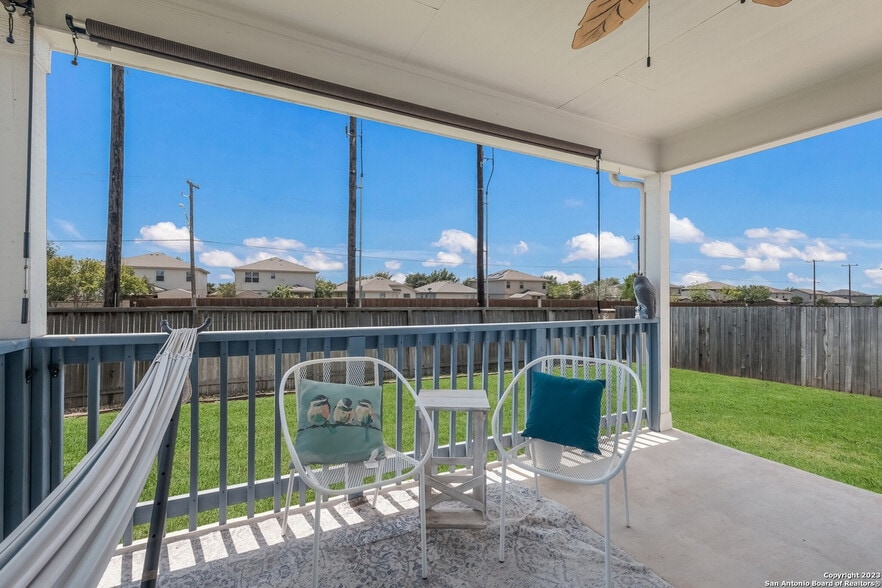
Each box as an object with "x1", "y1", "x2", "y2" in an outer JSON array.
[
  {"x1": 294, "y1": 379, "x2": 385, "y2": 465},
  {"x1": 522, "y1": 371, "x2": 604, "y2": 454}
]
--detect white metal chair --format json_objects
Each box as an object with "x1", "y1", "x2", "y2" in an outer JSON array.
[
  {"x1": 492, "y1": 354, "x2": 644, "y2": 588},
  {"x1": 277, "y1": 356, "x2": 434, "y2": 588}
]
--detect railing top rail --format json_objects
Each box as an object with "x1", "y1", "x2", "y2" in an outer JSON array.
[
  {"x1": 0, "y1": 339, "x2": 32, "y2": 354},
  {"x1": 31, "y1": 317, "x2": 657, "y2": 350}
]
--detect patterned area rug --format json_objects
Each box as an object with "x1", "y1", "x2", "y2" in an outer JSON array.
[{"x1": 104, "y1": 482, "x2": 670, "y2": 587}]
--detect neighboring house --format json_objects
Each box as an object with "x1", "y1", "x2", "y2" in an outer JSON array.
[
  {"x1": 123, "y1": 252, "x2": 210, "y2": 298},
  {"x1": 333, "y1": 277, "x2": 416, "y2": 299},
  {"x1": 486, "y1": 270, "x2": 547, "y2": 300},
  {"x1": 827, "y1": 289, "x2": 874, "y2": 306},
  {"x1": 416, "y1": 281, "x2": 478, "y2": 300},
  {"x1": 790, "y1": 288, "x2": 852, "y2": 306},
  {"x1": 768, "y1": 287, "x2": 793, "y2": 304},
  {"x1": 682, "y1": 281, "x2": 733, "y2": 302},
  {"x1": 232, "y1": 257, "x2": 317, "y2": 297}
]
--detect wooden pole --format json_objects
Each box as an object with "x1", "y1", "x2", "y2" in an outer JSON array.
[{"x1": 103, "y1": 64, "x2": 124, "y2": 307}]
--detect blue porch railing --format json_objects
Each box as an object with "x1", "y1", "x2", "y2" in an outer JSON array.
[{"x1": 1, "y1": 318, "x2": 659, "y2": 542}]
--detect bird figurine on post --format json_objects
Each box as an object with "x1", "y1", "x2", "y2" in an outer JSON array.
[{"x1": 634, "y1": 274, "x2": 656, "y2": 320}]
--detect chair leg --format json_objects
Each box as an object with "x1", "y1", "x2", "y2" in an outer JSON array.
[
  {"x1": 498, "y1": 459, "x2": 508, "y2": 563},
  {"x1": 603, "y1": 482, "x2": 612, "y2": 588},
  {"x1": 419, "y1": 467, "x2": 428, "y2": 579},
  {"x1": 622, "y1": 464, "x2": 631, "y2": 528},
  {"x1": 312, "y1": 496, "x2": 322, "y2": 588},
  {"x1": 281, "y1": 470, "x2": 296, "y2": 536}
]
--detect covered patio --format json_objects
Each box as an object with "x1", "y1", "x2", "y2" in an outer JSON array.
[
  {"x1": 97, "y1": 431, "x2": 882, "y2": 587},
  {"x1": 3, "y1": 0, "x2": 882, "y2": 585}
]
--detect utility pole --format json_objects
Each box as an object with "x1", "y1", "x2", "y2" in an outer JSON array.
[
  {"x1": 842, "y1": 263, "x2": 858, "y2": 305},
  {"x1": 476, "y1": 144, "x2": 485, "y2": 307},
  {"x1": 808, "y1": 259, "x2": 823, "y2": 306},
  {"x1": 346, "y1": 117, "x2": 357, "y2": 308},
  {"x1": 185, "y1": 179, "x2": 200, "y2": 310},
  {"x1": 103, "y1": 64, "x2": 125, "y2": 307}
]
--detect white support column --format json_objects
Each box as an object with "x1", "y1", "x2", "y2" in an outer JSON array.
[
  {"x1": 643, "y1": 173, "x2": 673, "y2": 431},
  {"x1": 0, "y1": 20, "x2": 50, "y2": 339}
]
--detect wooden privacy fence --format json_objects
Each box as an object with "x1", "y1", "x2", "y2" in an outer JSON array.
[{"x1": 671, "y1": 305, "x2": 882, "y2": 397}]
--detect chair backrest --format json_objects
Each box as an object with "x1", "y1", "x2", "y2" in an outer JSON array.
[
  {"x1": 492, "y1": 354, "x2": 644, "y2": 482},
  {"x1": 278, "y1": 356, "x2": 433, "y2": 494}
]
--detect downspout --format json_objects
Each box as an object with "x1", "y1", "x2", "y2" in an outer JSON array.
[{"x1": 610, "y1": 173, "x2": 645, "y2": 274}]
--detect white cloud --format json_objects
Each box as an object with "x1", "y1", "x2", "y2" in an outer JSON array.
[
  {"x1": 385, "y1": 260, "x2": 401, "y2": 271},
  {"x1": 242, "y1": 236, "x2": 306, "y2": 250},
  {"x1": 700, "y1": 241, "x2": 743, "y2": 258},
  {"x1": 864, "y1": 268, "x2": 882, "y2": 285},
  {"x1": 740, "y1": 257, "x2": 780, "y2": 271},
  {"x1": 670, "y1": 213, "x2": 704, "y2": 243},
  {"x1": 745, "y1": 227, "x2": 806, "y2": 243},
  {"x1": 199, "y1": 250, "x2": 243, "y2": 267},
  {"x1": 680, "y1": 271, "x2": 709, "y2": 286},
  {"x1": 138, "y1": 222, "x2": 202, "y2": 253},
  {"x1": 746, "y1": 242, "x2": 802, "y2": 260},
  {"x1": 543, "y1": 269, "x2": 585, "y2": 283},
  {"x1": 302, "y1": 250, "x2": 344, "y2": 271},
  {"x1": 432, "y1": 229, "x2": 477, "y2": 254},
  {"x1": 563, "y1": 231, "x2": 632, "y2": 262},
  {"x1": 787, "y1": 272, "x2": 814, "y2": 285},
  {"x1": 390, "y1": 272, "x2": 407, "y2": 283},
  {"x1": 423, "y1": 251, "x2": 465, "y2": 268},
  {"x1": 424, "y1": 229, "x2": 475, "y2": 267},
  {"x1": 801, "y1": 240, "x2": 847, "y2": 262},
  {"x1": 55, "y1": 219, "x2": 83, "y2": 239},
  {"x1": 513, "y1": 240, "x2": 528, "y2": 255}
]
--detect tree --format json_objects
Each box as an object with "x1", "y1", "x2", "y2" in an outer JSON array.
[
  {"x1": 729, "y1": 285, "x2": 771, "y2": 305},
  {"x1": 372, "y1": 271, "x2": 392, "y2": 280},
  {"x1": 542, "y1": 275, "x2": 583, "y2": 299},
  {"x1": 621, "y1": 273, "x2": 637, "y2": 301},
  {"x1": 268, "y1": 284, "x2": 295, "y2": 298},
  {"x1": 687, "y1": 286, "x2": 711, "y2": 303},
  {"x1": 314, "y1": 277, "x2": 336, "y2": 298},
  {"x1": 875, "y1": 296, "x2": 882, "y2": 307},
  {"x1": 46, "y1": 250, "x2": 149, "y2": 306},
  {"x1": 816, "y1": 296, "x2": 833, "y2": 307},
  {"x1": 790, "y1": 295, "x2": 804, "y2": 306},
  {"x1": 215, "y1": 282, "x2": 237, "y2": 297},
  {"x1": 406, "y1": 269, "x2": 459, "y2": 289},
  {"x1": 584, "y1": 277, "x2": 621, "y2": 300},
  {"x1": 120, "y1": 266, "x2": 151, "y2": 298},
  {"x1": 206, "y1": 282, "x2": 217, "y2": 296}
]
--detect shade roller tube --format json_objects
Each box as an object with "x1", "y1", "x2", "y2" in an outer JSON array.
[{"x1": 79, "y1": 17, "x2": 602, "y2": 161}]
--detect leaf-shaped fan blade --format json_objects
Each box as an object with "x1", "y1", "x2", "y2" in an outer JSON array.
[
  {"x1": 572, "y1": 0, "x2": 649, "y2": 50},
  {"x1": 753, "y1": 0, "x2": 791, "y2": 6}
]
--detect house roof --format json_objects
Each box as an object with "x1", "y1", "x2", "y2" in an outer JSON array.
[
  {"x1": 686, "y1": 281, "x2": 733, "y2": 291},
  {"x1": 827, "y1": 289, "x2": 873, "y2": 298},
  {"x1": 123, "y1": 252, "x2": 208, "y2": 274},
  {"x1": 416, "y1": 281, "x2": 477, "y2": 294},
  {"x1": 233, "y1": 257, "x2": 317, "y2": 274},
  {"x1": 334, "y1": 277, "x2": 415, "y2": 294},
  {"x1": 43, "y1": 1, "x2": 882, "y2": 177},
  {"x1": 487, "y1": 269, "x2": 547, "y2": 282}
]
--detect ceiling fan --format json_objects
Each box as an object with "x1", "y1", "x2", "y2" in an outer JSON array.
[{"x1": 572, "y1": 0, "x2": 791, "y2": 50}]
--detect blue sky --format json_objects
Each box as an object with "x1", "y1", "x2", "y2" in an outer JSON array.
[{"x1": 47, "y1": 53, "x2": 882, "y2": 294}]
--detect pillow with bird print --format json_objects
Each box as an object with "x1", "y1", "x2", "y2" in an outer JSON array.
[
  {"x1": 522, "y1": 371, "x2": 604, "y2": 455},
  {"x1": 294, "y1": 379, "x2": 384, "y2": 465}
]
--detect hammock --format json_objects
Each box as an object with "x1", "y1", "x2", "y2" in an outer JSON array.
[{"x1": 0, "y1": 326, "x2": 200, "y2": 587}]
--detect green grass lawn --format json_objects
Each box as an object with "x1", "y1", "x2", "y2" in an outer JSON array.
[{"x1": 670, "y1": 368, "x2": 882, "y2": 494}]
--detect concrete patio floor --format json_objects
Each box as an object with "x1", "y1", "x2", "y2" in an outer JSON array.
[
  {"x1": 550, "y1": 429, "x2": 882, "y2": 588},
  {"x1": 101, "y1": 430, "x2": 882, "y2": 587}
]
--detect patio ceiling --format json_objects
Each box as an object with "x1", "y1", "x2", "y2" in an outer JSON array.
[{"x1": 37, "y1": 0, "x2": 882, "y2": 175}]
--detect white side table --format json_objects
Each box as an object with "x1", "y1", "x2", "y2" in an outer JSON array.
[{"x1": 419, "y1": 389, "x2": 490, "y2": 529}]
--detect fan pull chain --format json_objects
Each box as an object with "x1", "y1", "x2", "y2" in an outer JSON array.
[{"x1": 646, "y1": 0, "x2": 651, "y2": 67}]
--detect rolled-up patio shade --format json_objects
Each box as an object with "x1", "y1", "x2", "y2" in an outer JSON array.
[{"x1": 73, "y1": 17, "x2": 602, "y2": 161}]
